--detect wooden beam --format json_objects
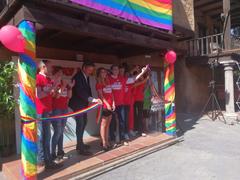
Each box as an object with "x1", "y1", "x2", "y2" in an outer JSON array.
[
  {"x1": 195, "y1": 0, "x2": 221, "y2": 8},
  {"x1": 223, "y1": 0, "x2": 231, "y2": 50},
  {"x1": 22, "y1": 6, "x2": 176, "y2": 51},
  {"x1": 36, "y1": 46, "x2": 120, "y2": 64},
  {"x1": 0, "y1": 0, "x2": 22, "y2": 26},
  {"x1": 200, "y1": 1, "x2": 222, "y2": 13}
]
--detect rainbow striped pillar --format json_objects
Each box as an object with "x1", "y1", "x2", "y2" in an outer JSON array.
[
  {"x1": 164, "y1": 62, "x2": 176, "y2": 136},
  {"x1": 18, "y1": 21, "x2": 37, "y2": 179}
]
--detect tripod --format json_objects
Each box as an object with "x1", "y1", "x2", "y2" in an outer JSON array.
[{"x1": 200, "y1": 60, "x2": 226, "y2": 124}]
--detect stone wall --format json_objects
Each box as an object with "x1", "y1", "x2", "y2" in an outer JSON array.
[
  {"x1": 122, "y1": 53, "x2": 212, "y2": 114},
  {"x1": 175, "y1": 57, "x2": 211, "y2": 113},
  {"x1": 173, "y1": 0, "x2": 195, "y2": 31}
]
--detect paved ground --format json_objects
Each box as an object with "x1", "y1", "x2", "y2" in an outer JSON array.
[
  {"x1": 0, "y1": 172, "x2": 4, "y2": 180},
  {"x1": 92, "y1": 114, "x2": 240, "y2": 180}
]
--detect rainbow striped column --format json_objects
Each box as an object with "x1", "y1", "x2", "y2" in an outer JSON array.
[
  {"x1": 18, "y1": 21, "x2": 37, "y2": 179},
  {"x1": 164, "y1": 62, "x2": 176, "y2": 136}
]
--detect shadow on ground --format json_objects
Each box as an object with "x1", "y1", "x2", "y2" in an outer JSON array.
[{"x1": 176, "y1": 113, "x2": 200, "y2": 137}]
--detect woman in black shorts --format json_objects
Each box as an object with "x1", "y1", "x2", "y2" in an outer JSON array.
[{"x1": 96, "y1": 67, "x2": 115, "y2": 151}]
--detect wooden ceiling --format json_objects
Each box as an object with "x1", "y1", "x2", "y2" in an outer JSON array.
[
  {"x1": 36, "y1": 29, "x2": 157, "y2": 58},
  {"x1": 194, "y1": 0, "x2": 240, "y2": 28}
]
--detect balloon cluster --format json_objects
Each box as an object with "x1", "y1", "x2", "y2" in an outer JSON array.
[
  {"x1": 0, "y1": 25, "x2": 25, "y2": 53},
  {"x1": 165, "y1": 50, "x2": 177, "y2": 64}
]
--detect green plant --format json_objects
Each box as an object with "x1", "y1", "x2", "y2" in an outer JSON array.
[
  {"x1": 0, "y1": 61, "x2": 16, "y2": 112},
  {"x1": 0, "y1": 61, "x2": 16, "y2": 156}
]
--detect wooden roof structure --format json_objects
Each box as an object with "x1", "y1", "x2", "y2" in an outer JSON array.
[
  {"x1": 0, "y1": 0, "x2": 193, "y2": 58},
  {"x1": 195, "y1": 0, "x2": 240, "y2": 28}
]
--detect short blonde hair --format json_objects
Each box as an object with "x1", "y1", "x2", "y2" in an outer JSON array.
[{"x1": 38, "y1": 60, "x2": 47, "y2": 69}]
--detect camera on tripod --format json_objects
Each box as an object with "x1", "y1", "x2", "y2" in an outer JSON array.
[
  {"x1": 200, "y1": 57, "x2": 226, "y2": 123},
  {"x1": 208, "y1": 59, "x2": 219, "y2": 68},
  {"x1": 208, "y1": 80, "x2": 215, "y2": 88}
]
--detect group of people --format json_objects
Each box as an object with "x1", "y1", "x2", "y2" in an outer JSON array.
[{"x1": 36, "y1": 60, "x2": 160, "y2": 170}]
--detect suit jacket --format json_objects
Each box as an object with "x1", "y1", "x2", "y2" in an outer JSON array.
[{"x1": 69, "y1": 71, "x2": 92, "y2": 111}]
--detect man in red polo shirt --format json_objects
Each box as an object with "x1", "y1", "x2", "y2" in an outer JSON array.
[
  {"x1": 36, "y1": 60, "x2": 62, "y2": 169},
  {"x1": 109, "y1": 64, "x2": 149, "y2": 144}
]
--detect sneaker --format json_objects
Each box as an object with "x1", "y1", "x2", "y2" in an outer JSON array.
[
  {"x1": 141, "y1": 133, "x2": 147, "y2": 137},
  {"x1": 58, "y1": 153, "x2": 71, "y2": 160},
  {"x1": 112, "y1": 143, "x2": 119, "y2": 149},
  {"x1": 123, "y1": 141, "x2": 129, "y2": 146},
  {"x1": 124, "y1": 134, "x2": 130, "y2": 140}
]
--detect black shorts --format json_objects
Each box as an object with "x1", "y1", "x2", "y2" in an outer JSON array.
[{"x1": 102, "y1": 109, "x2": 113, "y2": 117}]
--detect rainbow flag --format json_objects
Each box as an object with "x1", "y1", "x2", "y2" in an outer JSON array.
[
  {"x1": 70, "y1": 0, "x2": 172, "y2": 31},
  {"x1": 164, "y1": 62, "x2": 176, "y2": 135},
  {"x1": 18, "y1": 20, "x2": 37, "y2": 179}
]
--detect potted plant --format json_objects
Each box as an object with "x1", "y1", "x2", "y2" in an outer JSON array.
[{"x1": 0, "y1": 61, "x2": 16, "y2": 157}]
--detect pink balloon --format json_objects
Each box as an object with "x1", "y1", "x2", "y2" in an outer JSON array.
[
  {"x1": 165, "y1": 50, "x2": 177, "y2": 64},
  {"x1": 0, "y1": 25, "x2": 25, "y2": 53}
]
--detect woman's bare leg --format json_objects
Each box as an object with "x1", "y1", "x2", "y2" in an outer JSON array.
[
  {"x1": 106, "y1": 115, "x2": 112, "y2": 147},
  {"x1": 100, "y1": 117, "x2": 108, "y2": 147}
]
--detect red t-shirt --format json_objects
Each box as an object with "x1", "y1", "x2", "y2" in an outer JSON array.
[
  {"x1": 36, "y1": 73, "x2": 53, "y2": 114},
  {"x1": 53, "y1": 87, "x2": 69, "y2": 110},
  {"x1": 134, "y1": 83, "x2": 145, "y2": 102},
  {"x1": 109, "y1": 76, "x2": 125, "y2": 106},
  {"x1": 96, "y1": 82, "x2": 113, "y2": 109}
]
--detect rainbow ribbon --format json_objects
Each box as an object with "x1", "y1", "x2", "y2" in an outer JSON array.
[
  {"x1": 21, "y1": 102, "x2": 102, "y2": 123},
  {"x1": 18, "y1": 20, "x2": 37, "y2": 180},
  {"x1": 164, "y1": 62, "x2": 176, "y2": 135}
]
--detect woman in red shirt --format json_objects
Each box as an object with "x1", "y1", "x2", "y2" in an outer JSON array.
[
  {"x1": 96, "y1": 67, "x2": 115, "y2": 151},
  {"x1": 52, "y1": 78, "x2": 74, "y2": 160}
]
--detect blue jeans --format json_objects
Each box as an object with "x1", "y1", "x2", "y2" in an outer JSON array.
[
  {"x1": 124, "y1": 105, "x2": 130, "y2": 134},
  {"x1": 115, "y1": 105, "x2": 125, "y2": 140},
  {"x1": 37, "y1": 115, "x2": 44, "y2": 164},
  {"x1": 51, "y1": 109, "x2": 68, "y2": 157},
  {"x1": 37, "y1": 112, "x2": 51, "y2": 165}
]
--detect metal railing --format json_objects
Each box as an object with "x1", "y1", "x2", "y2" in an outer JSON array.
[{"x1": 187, "y1": 33, "x2": 224, "y2": 57}]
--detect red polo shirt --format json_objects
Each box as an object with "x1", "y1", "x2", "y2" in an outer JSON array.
[
  {"x1": 53, "y1": 87, "x2": 69, "y2": 110},
  {"x1": 134, "y1": 83, "x2": 145, "y2": 102},
  {"x1": 96, "y1": 82, "x2": 113, "y2": 109},
  {"x1": 36, "y1": 73, "x2": 53, "y2": 114},
  {"x1": 109, "y1": 75, "x2": 125, "y2": 106}
]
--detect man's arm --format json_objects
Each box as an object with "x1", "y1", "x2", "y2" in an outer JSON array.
[
  {"x1": 133, "y1": 76, "x2": 149, "y2": 87},
  {"x1": 126, "y1": 65, "x2": 149, "y2": 85},
  {"x1": 135, "y1": 65, "x2": 149, "y2": 81}
]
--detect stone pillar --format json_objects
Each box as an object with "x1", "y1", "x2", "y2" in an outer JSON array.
[
  {"x1": 224, "y1": 63, "x2": 235, "y2": 113},
  {"x1": 223, "y1": 62, "x2": 237, "y2": 122}
]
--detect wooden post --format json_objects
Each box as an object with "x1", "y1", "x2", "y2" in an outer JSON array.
[{"x1": 223, "y1": 0, "x2": 231, "y2": 50}]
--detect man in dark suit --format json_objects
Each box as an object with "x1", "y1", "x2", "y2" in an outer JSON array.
[{"x1": 69, "y1": 61, "x2": 101, "y2": 155}]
